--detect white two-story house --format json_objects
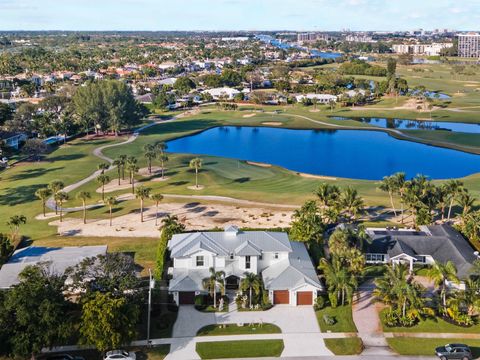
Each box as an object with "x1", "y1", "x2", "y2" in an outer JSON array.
[{"x1": 168, "y1": 225, "x2": 323, "y2": 305}]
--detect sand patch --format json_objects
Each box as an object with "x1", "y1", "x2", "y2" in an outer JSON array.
[
  {"x1": 464, "y1": 84, "x2": 479, "y2": 87},
  {"x1": 246, "y1": 161, "x2": 272, "y2": 168},
  {"x1": 138, "y1": 166, "x2": 165, "y2": 177},
  {"x1": 309, "y1": 109, "x2": 321, "y2": 113},
  {"x1": 51, "y1": 202, "x2": 294, "y2": 238},
  {"x1": 298, "y1": 172, "x2": 338, "y2": 181},
  {"x1": 261, "y1": 122, "x2": 283, "y2": 126},
  {"x1": 187, "y1": 185, "x2": 205, "y2": 191},
  {"x1": 242, "y1": 113, "x2": 256, "y2": 118}
]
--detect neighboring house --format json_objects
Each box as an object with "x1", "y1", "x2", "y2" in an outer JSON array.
[
  {"x1": 0, "y1": 245, "x2": 107, "y2": 289},
  {"x1": 365, "y1": 224, "x2": 478, "y2": 288},
  {"x1": 0, "y1": 131, "x2": 28, "y2": 150},
  {"x1": 202, "y1": 87, "x2": 240, "y2": 100},
  {"x1": 158, "y1": 77, "x2": 178, "y2": 86},
  {"x1": 168, "y1": 226, "x2": 323, "y2": 305},
  {"x1": 135, "y1": 93, "x2": 155, "y2": 104},
  {"x1": 295, "y1": 93, "x2": 338, "y2": 104}
]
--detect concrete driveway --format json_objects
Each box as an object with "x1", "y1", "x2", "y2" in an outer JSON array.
[{"x1": 167, "y1": 305, "x2": 332, "y2": 359}]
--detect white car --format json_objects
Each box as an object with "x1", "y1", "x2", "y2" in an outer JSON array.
[{"x1": 104, "y1": 350, "x2": 136, "y2": 360}]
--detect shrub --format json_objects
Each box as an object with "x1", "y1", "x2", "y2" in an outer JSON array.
[
  {"x1": 314, "y1": 295, "x2": 326, "y2": 310},
  {"x1": 323, "y1": 314, "x2": 336, "y2": 326},
  {"x1": 328, "y1": 292, "x2": 338, "y2": 308}
]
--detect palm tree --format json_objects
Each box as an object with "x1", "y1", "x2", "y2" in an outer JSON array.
[
  {"x1": 54, "y1": 191, "x2": 69, "y2": 222},
  {"x1": 96, "y1": 174, "x2": 110, "y2": 201},
  {"x1": 126, "y1": 156, "x2": 138, "y2": 184},
  {"x1": 340, "y1": 187, "x2": 365, "y2": 222},
  {"x1": 112, "y1": 159, "x2": 123, "y2": 185},
  {"x1": 150, "y1": 193, "x2": 164, "y2": 226},
  {"x1": 48, "y1": 180, "x2": 64, "y2": 214},
  {"x1": 315, "y1": 183, "x2": 340, "y2": 209},
  {"x1": 319, "y1": 257, "x2": 357, "y2": 306},
  {"x1": 379, "y1": 175, "x2": 397, "y2": 217},
  {"x1": 97, "y1": 163, "x2": 109, "y2": 174},
  {"x1": 202, "y1": 267, "x2": 226, "y2": 308},
  {"x1": 189, "y1": 157, "x2": 202, "y2": 188},
  {"x1": 135, "y1": 186, "x2": 151, "y2": 223},
  {"x1": 240, "y1": 272, "x2": 262, "y2": 308},
  {"x1": 391, "y1": 172, "x2": 406, "y2": 223},
  {"x1": 118, "y1": 155, "x2": 127, "y2": 180},
  {"x1": 445, "y1": 180, "x2": 464, "y2": 221},
  {"x1": 457, "y1": 191, "x2": 476, "y2": 221},
  {"x1": 105, "y1": 196, "x2": 117, "y2": 226},
  {"x1": 35, "y1": 188, "x2": 52, "y2": 217},
  {"x1": 155, "y1": 142, "x2": 169, "y2": 179},
  {"x1": 6, "y1": 215, "x2": 27, "y2": 241},
  {"x1": 144, "y1": 144, "x2": 156, "y2": 174},
  {"x1": 427, "y1": 261, "x2": 460, "y2": 311},
  {"x1": 76, "y1": 191, "x2": 91, "y2": 224}
]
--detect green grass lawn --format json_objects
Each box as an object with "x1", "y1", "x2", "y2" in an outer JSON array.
[
  {"x1": 387, "y1": 338, "x2": 480, "y2": 358},
  {"x1": 324, "y1": 337, "x2": 364, "y2": 355},
  {"x1": 196, "y1": 340, "x2": 284, "y2": 359},
  {"x1": 315, "y1": 305, "x2": 358, "y2": 333},
  {"x1": 197, "y1": 323, "x2": 281, "y2": 336},
  {"x1": 380, "y1": 309, "x2": 480, "y2": 333}
]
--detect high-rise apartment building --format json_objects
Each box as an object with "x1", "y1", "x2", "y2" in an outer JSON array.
[{"x1": 458, "y1": 33, "x2": 480, "y2": 58}]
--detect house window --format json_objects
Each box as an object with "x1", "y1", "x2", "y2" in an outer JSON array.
[
  {"x1": 274, "y1": 253, "x2": 279, "y2": 259},
  {"x1": 245, "y1": 256, "x2": 251, "y2": 269},
  {"x1": 416, "y1": 256, "x2": 426, "y2": 264},
  {"x1": 259, "y1": 254, "x2": 263, "y2": 260},
  {"x1": 230, "y1": 253, "x2": 234, "y2": 260},
  {"x1": 196, "y1": 255, "x2": 204, "y2": 267},
  {"x1": 366, "y1": 254, "x2": 385, "y2": 263}
]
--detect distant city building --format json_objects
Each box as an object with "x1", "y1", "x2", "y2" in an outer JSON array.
[
  {"x1": 345, "y1": 34, "x2": 375, "y2": 43},
  {"x1": 458, "y1": 33, "x2": 480, "y2": 58},
  {"x1": 392, "y1": 43, "x2": 453, "y2": 56},
  {"x1": 297, "y1": 33, "x2": 330, "y2": 43}
]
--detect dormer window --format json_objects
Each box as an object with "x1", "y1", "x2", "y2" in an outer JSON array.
[
  {"x1": 196, "y1": 255, "x2": 204, "y2": 267},
  {"x1": 274, "y1": 253, "x2": 279, "y2": 259},
  {"x1": 230, "y1": 253, "x2": 234, "y2": 260}
]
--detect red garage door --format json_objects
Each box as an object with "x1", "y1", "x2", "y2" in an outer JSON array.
[
  {"x1": 297, "y1": 291, "x2": 313, "y2": 305},
  {"x1": 273, "y1": 290, "x2": 290, "y2": 304},
  {"x1": 179, "y1": 291, "x2": 195, "y2": 305}
]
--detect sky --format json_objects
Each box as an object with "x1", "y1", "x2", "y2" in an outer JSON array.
[{"x1": 0, "y1": 0, "x2": 479, "y2": 31}]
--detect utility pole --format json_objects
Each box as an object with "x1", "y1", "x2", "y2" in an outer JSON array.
[{"x1": 147, "y1": 268, "x2": 155, "y2": 345}]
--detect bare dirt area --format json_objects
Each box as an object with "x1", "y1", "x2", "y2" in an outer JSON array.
[{"x1": 50, "y1": 202, "x2": 293, "y2": 238}]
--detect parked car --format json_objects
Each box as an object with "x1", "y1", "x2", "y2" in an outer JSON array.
[
  {"x1": 104, "y1": 350, "x2": 136, "y2": 360},
  {"x1": 45, "y1": 354, "x2": 85, "y2": 360},
  {"x1": 435, "y1": 344, "x2": 472, "y2": 360}
]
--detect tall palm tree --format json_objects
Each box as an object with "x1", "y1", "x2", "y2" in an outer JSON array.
[
  {"x1": 445, "y1": 180, "x2": 464, "y2": 221},
  {"x1": 96, "y1": 174, "x2": 110, "y2": 201},
  {"x1": 202, "y1": 267, "x2": 225, "y2": 308},
  {"x1": 135, "y1": 186, "x2": 151, "y2": 223},
  {"x1": 97, "y1": 163, "x2": 109, "y2": 174},
  {"x1": 105, "y1": 196, "x2": 117, "y2": 226},
  {"x1": 35, "y1": 187, "x2": 52, "y2": 217},
  {"x1": 112, "y1": 159, "x2": 123, "y2": 185},
  {"x1": 48, "y1": 180, "x2": 64, "y2": 214},
  {"x1": 427, "y1": 261, "x2": 460, "y2": 310},
  {"x1": 155, "y1": 142, "x2": 169, "y2": 179},
  {"x1": 340, "y1": 187, "x2": 365, "y2": 222},
  {"x1": 54, "y1": 191, "x2": 68, "y2": 223},
  {"x1": 391, "y1": 172, "x2": 406, "y2": 223},
  {"x1": 126, "y1": 156, "x2": 138, "y2": 184},
  {"x1": 240, "y1": 272, "x2": 262, "y2": 308},
  {"x1": 315, "y1": 183, "x2": 340, "y2": 209},
  {"x1": 189, "y1": 157, "x2": 202, "y2": 189},
  {"x1": 457, "y1": 191, "x2": 476, "y2": 221},
  {"x1": 150, "y1": 193, "x2": 164, "y2": 226},
  {"x1": 118, "y1": 155, "x2": 127, "y2": 180},
  {"x1": 6, "y1": 215, "x2": 27, "y2": 242},
  {"x1": 319, "y1": 257, "x2": 357, "y2": 306},
  {"x1": 76, "y1": 191, "x2": 91, "y2": 224},
  {"x1": 379, "y1": 175, "x2": 397, "y2": 217},
  {"x1": 144, "y1": 144, "x2": 156, "y2": 174}
]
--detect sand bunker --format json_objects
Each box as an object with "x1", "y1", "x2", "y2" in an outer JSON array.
[
  {"x1": 261, "y1": 122, "x2": 283, "y2": 126},
  {"x1": 242, "y1": 113, "x2": 256, "y2": 118},
  {"x1": 51, "y1": 202, "x2": 294, "y2": 238},
  {"x1": 298, "y1": 172, "x2": 337, "y2": 181},
  {"x1": 246, "y1": 161, "x2": 272, "y2": 168},
  {"x1": 97, "y1": 178, "x2": 137, "y2": 193}
]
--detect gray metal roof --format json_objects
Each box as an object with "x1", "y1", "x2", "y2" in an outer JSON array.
[
  {"x1": 169, "y1": 268, "x2": 210, "y2": 292},
  {"x1": 262, "y1": 242, "x2": 322, "y2": 290},
  {"x1": 0, "y1": 246, "x2": 108, "y2": 288},
  {"x1": 169, "y1": 230, "x2": 292, "y2": 258},
  {"x1": 366, "y1": 224, "x2": 477, "y2": 279}
]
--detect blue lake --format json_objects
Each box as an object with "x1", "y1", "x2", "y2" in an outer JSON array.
[
  {"x1": 166, "y1": 126, "x2": 480, "y2": 180},
  {"x1": 330, "y1": 117, "x2": 480, "y2": 134}
]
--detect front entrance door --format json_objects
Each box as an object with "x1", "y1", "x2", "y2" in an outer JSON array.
[{"x1": 226, "y1": 275, "x2": 240, "y2": 290}]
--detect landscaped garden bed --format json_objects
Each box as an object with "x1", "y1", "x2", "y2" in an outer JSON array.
[
  {"x1": 196, "y1": 323, "x2": 281, "y2": 336},
  {"x1": 196, "y1": 339, "x2": 284, "y2": 359}
]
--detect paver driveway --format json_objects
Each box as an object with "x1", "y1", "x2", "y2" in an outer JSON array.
[{"x1": 166, "y1": 305, "x2": 332, "y2": 359}]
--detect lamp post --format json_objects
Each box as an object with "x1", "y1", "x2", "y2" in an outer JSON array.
[{"x1": 147, "y1": 268, "x2": 155, "y2": 345}]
